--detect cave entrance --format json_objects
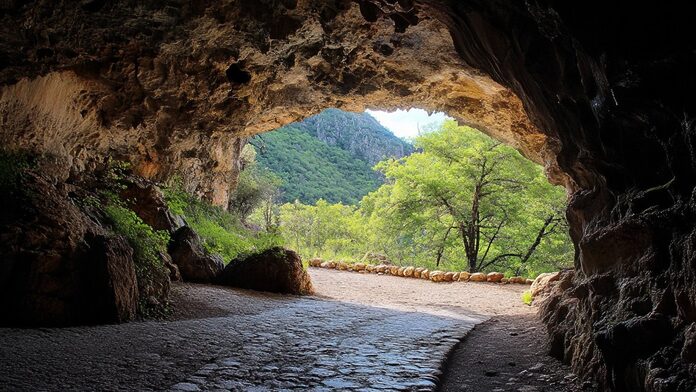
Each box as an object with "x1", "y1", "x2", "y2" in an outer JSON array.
[{"x1": 231, "y1": 106, "x2": 573, "y2": 282}]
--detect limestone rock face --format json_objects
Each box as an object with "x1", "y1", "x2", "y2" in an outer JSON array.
[
  {"x1": 0, "y1": 0, "x2": 547, "y2": 209},
  {"x1": 168, "y1": 226, "x2": 224, "y2": 283},
  {"x1": 217, "y1": 247, "x2": 314, "y2": 295}
]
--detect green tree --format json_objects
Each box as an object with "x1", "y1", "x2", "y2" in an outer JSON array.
[
  {"x1": 228, "y1": 145, "x2": 282, "y2": 223},
  {"x1": 365, "y1": 121, "x2": 570, "y2": 273}
]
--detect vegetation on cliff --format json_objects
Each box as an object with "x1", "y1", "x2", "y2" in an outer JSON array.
[
  {"x1": 163, "y1": 180, "x2": 282, "y2": 263},
  {"x1": 252, "y1": 109, "x2": 413, "y2": 204}
]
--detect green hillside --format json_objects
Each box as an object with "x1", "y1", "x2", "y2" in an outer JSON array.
[{"x1": 251, "y1": 109, "x2": 413, "y2": 205}]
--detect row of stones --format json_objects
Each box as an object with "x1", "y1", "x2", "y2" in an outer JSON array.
[{"x1": 308, "y1": 259, "x2": 533, "y2": 285}]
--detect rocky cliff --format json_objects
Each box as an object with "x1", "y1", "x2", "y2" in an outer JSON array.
[
  {"x1": 1, "y1": 1, "x2": 695, "y2": 390},
  {"x1": 254, "y1": 108, "x2": 413, "y2": 204},
  {"x1": 299, "y1": 108, "x2": 413, "y2": 165}
]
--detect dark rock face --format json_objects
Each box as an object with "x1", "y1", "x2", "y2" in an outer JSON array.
[
  {"x1": 0, "y1": 171, "x2": 138, "y2": 326},
  {"x1": 168, "y1": 226, "x2": 224, "y2": 283},
  {"x1": 413, "y1": 2, "x2": 695, "y2": 390},
  {"x1": 217, "y1": 247, "x2": 314, "y2": 295}
]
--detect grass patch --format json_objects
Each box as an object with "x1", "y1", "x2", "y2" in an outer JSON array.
[
  {"x1": 521, "y1": 290, "x2": 533, "y2": 306},
  {"x1": 104, "y1": 202, "x2": 171, "y2": 314},
  {"x1": 163, "y1": 180, "x2": 283, "y2": 263}
]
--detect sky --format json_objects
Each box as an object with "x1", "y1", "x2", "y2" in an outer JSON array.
[{"x1": 365, "y1": 108, "x2": 451, "y2": 139}]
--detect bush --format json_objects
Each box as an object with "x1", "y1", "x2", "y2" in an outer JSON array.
[
  {"x1": 104, "y1": 203, "x2": 170, "y2": 314},
  {"x1": 162, "y1": 181, "x2": 283, "y2": 263},
  {"x1": 521, "y1": 290, "x2": 533, "y2": 306},
  {"x1": 0, "y1": 150, "x2": 31, "y2": 193}
]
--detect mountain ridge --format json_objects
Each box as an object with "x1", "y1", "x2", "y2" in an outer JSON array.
[{"x1": 252, "y1": 109, "x2": 413, "y2": 205}]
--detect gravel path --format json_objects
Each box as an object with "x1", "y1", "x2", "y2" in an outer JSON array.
[{"x1": 0, "y1": 268, "x2": 562, "y2": 391}]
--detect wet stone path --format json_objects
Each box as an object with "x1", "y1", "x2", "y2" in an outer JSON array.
[{"x1": 0, "y1": 269, "x2": 531, "y2": 391}]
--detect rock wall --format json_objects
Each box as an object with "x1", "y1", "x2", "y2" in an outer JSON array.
[
  {"x1": 0, "y1": 0, "x2": 550, "y2": 206},
  {"x1": 1, "y1": 1, "x2": 695, "y2": 390},
  {"x1": 422, "y1": 1, "x2": 696, "y2": 391}
]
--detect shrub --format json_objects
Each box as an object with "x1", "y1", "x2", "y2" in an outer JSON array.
[
  {"x1": 521, "y1": 290, "x2": 533, "y2": 306},
  {"x1": 104, "y1": 203, "x2": 170, "y2": 314},
  {"x1": 162, "y1": 181, "x2": 284, "y2": 263},
  {"x1": 0, "y1": 150, "x2": 31, "y2": 193}
]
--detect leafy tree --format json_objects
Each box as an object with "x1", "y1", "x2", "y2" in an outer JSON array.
[
  {"x1": 228, "y1": 146, "x2": 282, "y2": 223},
  {"x1": 365, "y1": 121, "x2": 569, "y2": 273},
  {"x1": 261, "y1": 121, "x2": 573, "y2": 277}
]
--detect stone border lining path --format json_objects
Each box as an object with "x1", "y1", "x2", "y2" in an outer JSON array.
[{"x1": 309, "y1": 259, "x2": 534, "y2": 285}]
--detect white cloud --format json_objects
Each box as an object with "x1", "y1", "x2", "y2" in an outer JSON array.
[{"x1": 365, "y1": 108, "x2": 451, "y2": 139}]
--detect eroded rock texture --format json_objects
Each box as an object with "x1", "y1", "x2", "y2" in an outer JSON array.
[
  {"x1": 0, "y1": 161, "x2": 139, "y2": 326},
  {"x1": 1, "y1": 0, "x2": 695, "y2": 390},
  {"x1": 0, "y1": 0, "x2": 550, "y2": 206}
]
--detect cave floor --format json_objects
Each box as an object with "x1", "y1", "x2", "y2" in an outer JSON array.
[{"x1": 0, "y1": 269, "x2": 583, "y2": 391}]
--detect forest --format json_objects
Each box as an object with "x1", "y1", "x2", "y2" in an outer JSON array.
[
  {"x1": 235, "y1": 120, "x2": 574, "y2": 278},
  {"x1": 251, "y1": 109, "x2": 412, "y2": 204}
]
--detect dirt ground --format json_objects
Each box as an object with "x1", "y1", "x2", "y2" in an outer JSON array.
[{"x1": 169, "y1": 268, "x2": 593, "y2": 391}]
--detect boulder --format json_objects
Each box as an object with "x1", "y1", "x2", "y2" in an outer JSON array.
[
  {"x1": 161, "y1": 250, "x2": 181, "y2": 282},
  {"x1": 487, "y1": 272, "x2": 504, "y2": 283},
  {"x1": 403, "y1": 266, "x2": 415, "y2": 277},
  {"x1": 353, "y1": 263, "x2": 366, "y2": 272},
  {"x1": 451, "y1": 272, "x2": 460, "y2": 281},
  {"x1": 326, "y1": 261, "x2": 337, "y2": 269},
  {"x1": 459, "y1": 272, "x2": 471, "y2": 281},
  {"x1": 469, "y1": 273, "x2": 487, "y2": 282},
  {"x1": 421, "y1": 269, "x2": 430, "y2": 279},
  {"x1": 308, "y1": 258, "x2": 323, "y2": 267},
  {"x1": 531, "y1": 272, "x2": 561, "y2": 298},
  {"x1": 0, "y1": 170, "x2": 140, "y2": 326},
  {"x1": 168, "y1": 226, "x2": 224, "y2": 283},
  {"x1": 389, "y1": 265, "x2": 399, "y2": 275},
  {"x1": 337, "y1": 261, "x2": 349, "y2": 271},
  {"x1": 365, "y1": 264, "x2": 375, "y2": 272},
  {"x1": 443, "y1": 272, "x2": 455, "y2": 282},
  {"x1": 509, "y1": 276, "x2": 526, "y2": 284},
  {"x1": 217, "y1": 247, "x2": 314, "y2": 295},
  {"x1": 375, "y1": 264, "x2": 387, "y2": 273},
  {"x1": 120, "y1": 178, "x2": 184, "y2": 234},
  {"x1": 430, "y1": 271, "x2": 445, "y2": 282},
  {"x1": 501, "y1": 277, "x2": 509, "y2": 284},
  {"x1": 413, "y1": 267, "x2": 424, "y2": 278}
]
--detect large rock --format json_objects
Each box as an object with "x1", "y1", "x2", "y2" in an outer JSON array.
[
  {"x1": 308, "y1": 258, "x2": 323, "y2": 267},
  {"x1": 469, "y1": 273, "x2": 487, "y2": 282},
  {"x1": 217, "y1": 247, "x2": 314, "y2": 295},
  {"x1": 168, "y1": 226, "x2": 224, "y2": 283},
  {"x1": 0, "y1": 170, "x2": 139, "y2": 326},
  {"x1": 487, "y1": 272, "x2": 504, "y2": 283},
  {"x1": 531, "y1": 272, "x2": 561, "y2": 298},
  {"x1": 120, "y1": 178, "x2": 183, "y2": 233}
]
